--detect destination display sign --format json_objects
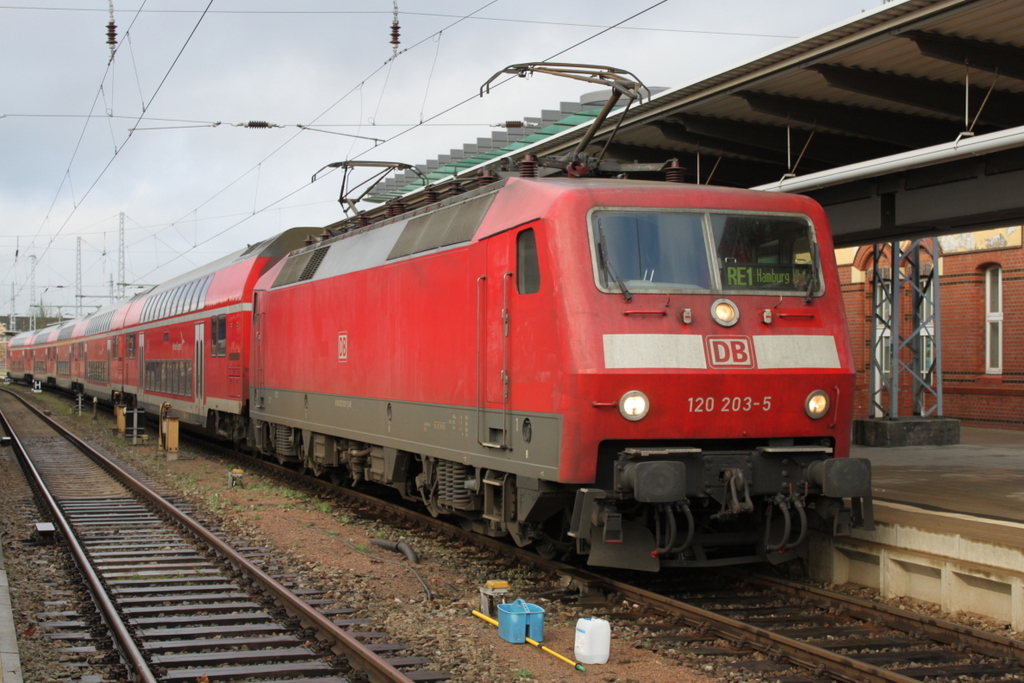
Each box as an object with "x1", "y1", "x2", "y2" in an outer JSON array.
[{"x1": 723, "y1": 263, "x2": 811, "y2": 290}]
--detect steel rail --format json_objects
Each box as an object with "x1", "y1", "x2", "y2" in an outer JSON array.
[
  {"x1": 741, "y1": 572, "x2": 1024, "y2": 663},
  {"x1": 1, "y1": 388, "x2": 412, "y2": 683},
  {"x1": 0, "y1": 399, "x2": 159, "y2": 683}
]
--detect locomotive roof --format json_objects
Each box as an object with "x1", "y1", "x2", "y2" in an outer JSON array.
[{"x1": 271, "y1": 177, "x2": 823, "y2": 292}]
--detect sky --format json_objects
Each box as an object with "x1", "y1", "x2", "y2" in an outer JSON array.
[{"x1": 1, "y1": 0, "x2": 879, "y2": 320}]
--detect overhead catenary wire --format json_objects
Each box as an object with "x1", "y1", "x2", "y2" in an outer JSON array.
[
  {"x1": 12, "y1": 0, "x2": 677, "y2": 305},
  {"x1": 128, "y1": 0, "x2": 502, "y2": 285},
  {"x1": 0, "y1": 6, "x2": 800, "y2": 39},
  {"x1": 6, "y1": 0, "x2": 213, "y2": 303},
  {"x1": 127, "y1": 0, "x2": 669, "y2": 287}
]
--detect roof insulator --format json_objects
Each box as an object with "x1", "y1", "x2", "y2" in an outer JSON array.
[
  {"x1": 390, "y1": 1, "x2": 400, "y2": 56},
  {"x1": 519, "y1": 154, "x2": 537, "y2": 178},
  {"x1": 664, "y1": 158, "x2": 685, "y2": 183}
]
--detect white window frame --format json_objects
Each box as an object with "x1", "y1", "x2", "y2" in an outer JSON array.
[{"x1": 985, "y1": 265, "x2": 1003, "y2": 374}]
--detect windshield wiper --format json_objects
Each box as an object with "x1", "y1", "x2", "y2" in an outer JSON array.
[
  {"x1": 804, "y1": 241, "x2": 819, "y2": 304},
  {"x1": 597, "y1": 222, "x2": 632, "y2": 302}
]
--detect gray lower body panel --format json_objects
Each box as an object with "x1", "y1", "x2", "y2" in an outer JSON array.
[{"x1": 250, "y1": 387, "x2": 564, "y2": 481}]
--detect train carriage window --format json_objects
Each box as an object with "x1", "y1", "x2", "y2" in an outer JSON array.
[
  {"x1": 173, "y1": 285, "x2": 186, "y2": 316},
  {"x1": 209, "y1": 314, "x2": 227, "y2": 357},
  {"x1": 516, "y1": 228, "x2": 541, "y2": 294},
  {"x1": 112, "y1": 335, "x2": 119, "y2": 360},
  {"x1": 210, "y1": 316, "x2": 218, "y2": 357},
  {"x1": 198, "y1": 275, "x2": 214, "y2": 310},
  {"x1": 183, "y1": 279, "x2": 200, "y2": 313},
  {"x1": 217, "y1": 314, "x2": 227, "y2": 357},
  {"x1": 190, "y1": 277, "x2": 205, "y2": 311},
  {"x1": 127, "y1": 332, "x2": 136, "y2": 359}
]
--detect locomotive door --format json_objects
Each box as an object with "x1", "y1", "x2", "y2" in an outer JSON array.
[
  {"x1": 479, "y1": 233, "x2": 513, "y2": 449},
  {"x1": 194, "y1": 322, "x2": 205, "y2": 414}
]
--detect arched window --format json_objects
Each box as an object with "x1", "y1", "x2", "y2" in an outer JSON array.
[{"x1": 985, "y1": 265, "x2": 1002, "y2": 374}]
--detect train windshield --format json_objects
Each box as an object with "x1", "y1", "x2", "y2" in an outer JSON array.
[{"x1": 592, "y1": 210, "x2": 817, "y2": 295}]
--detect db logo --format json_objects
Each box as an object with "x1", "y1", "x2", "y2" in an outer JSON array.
[{"x1": 706, "y1": 336, "x2": 755, "y2": 368}]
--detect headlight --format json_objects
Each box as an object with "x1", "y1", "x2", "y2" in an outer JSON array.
[
  {"x1": 619, "y1": 390, "x2": 650, "y2": 421},
  {"x1": 805, "y1": 389, "x2": 830, "y2": 419},
  {"x1": 711, "y1": 298, "x2": 739, "y2": 327}
]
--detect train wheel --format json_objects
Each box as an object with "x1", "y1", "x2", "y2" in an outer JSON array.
[{"x1": 534, "y1": 540, "x2": 560, "y2": 560}]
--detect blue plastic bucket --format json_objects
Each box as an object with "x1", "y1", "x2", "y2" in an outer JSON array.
[{"x1": 496, "y1": 599, "x2": 545, "y2": 643}]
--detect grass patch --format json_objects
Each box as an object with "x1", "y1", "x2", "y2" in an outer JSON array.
[{"x1": 512, "y1": 668, "x2": 533, "y2": 679}]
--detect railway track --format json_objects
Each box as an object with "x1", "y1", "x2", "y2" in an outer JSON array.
[
  {"x1": 202, "y1": 426, "x2": 1024, "y2": 683},
  {"x1": 0, "y1": 388, "x2": 449, "y2": 683},
  {"x1": 9, "y1": 384, "x2": 1024, "y2": 683}
]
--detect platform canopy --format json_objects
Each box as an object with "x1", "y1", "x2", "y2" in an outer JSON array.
[{"x1": 369, "y1": 0, "x2": 1024, "y2": 246}]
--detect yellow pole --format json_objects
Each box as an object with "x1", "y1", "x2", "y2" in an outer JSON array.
[{"x1": 471, "y1": 610, "x2": 586, "y2": 672}]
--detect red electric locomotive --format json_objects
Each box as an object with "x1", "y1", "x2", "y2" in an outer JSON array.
[{"x1": 249, "y1": 177, "x2": 873, "y2": 571}]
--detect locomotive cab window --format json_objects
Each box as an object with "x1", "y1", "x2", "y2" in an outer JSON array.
[
  {"x1": 589, "y1": 209, "x2": 820, "y2": 296},
  {"x1": 516, "y1": 228, "x2": 540, "y2": 294},
  {"x1": 711, "y1": 214, "x2": 818, "y2": 293},
  {"x1": 592, "y1": 210, "x2": 711, "y2": 293}
]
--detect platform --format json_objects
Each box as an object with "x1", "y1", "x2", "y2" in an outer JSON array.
[
  {"x1": 853, "y1": 425, "x2": 1024, "y2": 526},
  {"x1": 0, "y1": 533, "x2": 21, "y2": 683},
  {"x1": 811, "y1": 426, "x2": 1024, "y2": 629}
]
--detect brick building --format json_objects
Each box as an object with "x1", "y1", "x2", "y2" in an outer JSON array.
[{"x1": 837, "y1": 226, "x2": 1024, "y2": 430}]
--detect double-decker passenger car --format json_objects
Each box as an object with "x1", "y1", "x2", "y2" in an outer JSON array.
[{"x1": 7, "y1": 228, "x2": 319, "y2": 442}]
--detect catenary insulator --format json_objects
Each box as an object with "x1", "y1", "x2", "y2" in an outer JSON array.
[
  {"x1": 387, "y1": 200, "x2": 406, "y2": 217},
  {"x1": 664, "y1": 158, "x2": 685, "y2": 183},
  {"x1": 106, "y1": 21, "x2": 117, "y2": 47},
  {"x1": 246, "y1": 121, "x2": 270, "y2": 128},
  {"x1": 504, "y1": 120, "x2": 524, "y2": 128},
  {"x1": 519, "y1": 154, "x2": 537, "y2": 178},
  {"x1": 424, "y1": 188, "x2": 440, "y2": 204},
  {"x1": 478, "y1": 169, "x2": 497, "y2": 186},
  {"x1": 391, "y1": 21, "x2": 400, "y2": 49}
]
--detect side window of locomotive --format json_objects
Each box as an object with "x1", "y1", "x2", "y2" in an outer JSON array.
[
  {"x1": 516, "y1": 228, "x2": 540, "y2": 295},
  {"x1": 711, "y1": 214, "x2": 816, "y2": 292},
  {"x1": 592, "y1": 211, "x2": 711, "y2": 292}
]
